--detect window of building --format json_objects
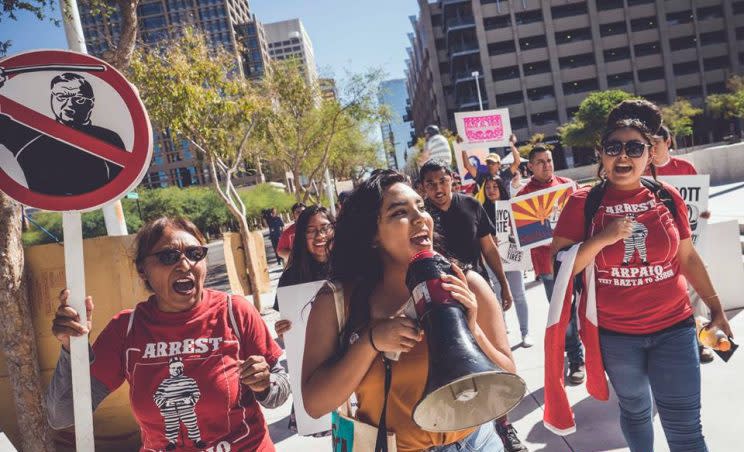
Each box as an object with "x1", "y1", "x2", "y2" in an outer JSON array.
[
  {"x1": 666, "y1": 10, "x2": 693, "y2": 25},
  {"x1": 637, "y1": 67, "x2": 664, "y2": 81},
  {"x1": 737, "y1": 26, "x2": 744, "y2": 40},
  {"x1": 488, "y1": 40, "x2": 517, "y2": 55},
  {"x1": 138, "y1": 3, "x2": 163, "y2": 16},
  {"x1": 142, "y1": 15, "x2": 166, "y2": 29},
  {"x1": 644, "y1": 92, "x2": 667, "y2": 104},
  {"x1": 555, "y1": 27, "x2": 592, "y2": 44},
  {"x1": 483, "y1": 15, "x2": 510, "y2": 30},
  {"x1": 523, "y1": 60, "x2": 552, "y2": 75},
  {"x1": 740, "y1": 52, "x2": 744, "y2": 65},
  {"x1": 532, "y1": 111, "x2": 559, "y2": 125},
  {"x1": 596, "y1": 0, "x2": 623, "y2": 11},
  {"x1": 492, "y1": 65, "x2": 520, "y2": 81},
  {"x1": 511, "y1": 116, "x2": 528, "y2": 129},
  {"x1": 631, "y1": 16, "x2": 657, "y2": 32},
  {"x1": 291, "y1": 37, "x2": 300, "y2": 44},
  {"x1": 634, "y1": 42, "x2": 661, "y2": 56},
  {"x1": 435, "y1": 38, "x2": 446, "y2": 50},
  {"x1": 700, "y1": 30, "x2": 726, "y2": 46},
  {"x1": 527, "y1": 86, "x2": 555, "y2": 101},
  {"x1": 627, "y1": 0, "x2": 653, "y2": 5},
  {"x1": 600, "y1": 21, "x2": 627, "y2": 37},
  {"x1": 707, "y1": 82, "x2": 727, "y2": 94},
  {"x1": 673, "y1": 61, "x2": 699, "y2": 75},
  {"x1": 670, "y1": 35, "x2": 697, "y2": 51},
  {"x1": 282, "y1": 40, "x2": 291, "y2": 45},
  {"x1": 696, "y1": 5, "x2": 724, "y2": 21},
  {"x1": 734, "y1": 1, "x2": 744, "y2": 15},
  {"x1": 495, "y1": 90, "x2": 524, "y2": 106},
  {"x1": 551, "y1": 2, "x2": 588, "y2": 19},
  {"x1": 604, "y1": 46, "x2": 630, "y2": 61},
  {"x1": 677, "y1": 86, "x2": 703, "y2": 98},
  {"x1": 559, "y1": 52, "x2": 595, "y2": 69},
  {"x1": 563, "y1": 78, "x2": 599, "y2": 94},
  {"x1": 431, "y1": 13, "x2": 443, "y2": 27},
  {"x1": 439, "y1": 62, "x2": 449, "y2": 74},
  {"x1": 607, "y1": 72, "x2": 633, "y2": 87},
  {"x1": 515, "y1": 9, "x2": 543, "y2": 25},
  {"x1": 519, "y1": 34, "x2": 547, "y2": 50},
  {"x1": 703, "y1": 55, "x2": 729, "y2": 71}
]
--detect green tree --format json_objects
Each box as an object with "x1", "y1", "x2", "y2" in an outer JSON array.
[
  {"x1": 660, "y1": 98, "x2": 702, "y2": 146},
  {"x1": 517, "y1": 133, "x2": 553, "y2": 158},
  {"x1": 328, "y1": 125, "x2": 384, "y2": 185},
  {"x1": 128, "y1": 29, "x2": 266, "y2": 305},
  {"x1": 707, "y1": 75, "x2": 744, "y2": 120},
  {"x1": 558, "y1": 90, "x2": 638, "y2": 148},
  {"x1": 257, "y1": 59, "x2": 388, "y2": 202}
]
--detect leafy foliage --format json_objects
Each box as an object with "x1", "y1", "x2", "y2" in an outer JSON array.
[
  {"x1": 660, "y1": 98, "x2": 702, "y2": 140},
  {"x1": 557, "y1": 90, "x2": 638, "y2": 148},
  {"x1": 707, "y1": 75, "x2": 744, "y2": 120},
  {"x1": 1, "y1": 0, "x2": 59, "y2": 56}
]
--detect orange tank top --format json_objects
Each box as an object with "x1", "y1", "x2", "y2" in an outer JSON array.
[{"x1": 354, "y1": 328, "x2": 475, "y2": 451}]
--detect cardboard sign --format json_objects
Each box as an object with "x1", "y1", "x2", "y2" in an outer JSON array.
[
  {"x1": 454, "y1": 108, "x2": 512, "y2": 149},
  {"x1": 276, "y1": 281, "x2": 332, "y2": 436},
  {"x1": 493, "y1": 201, "x2": 529, "y2": 271},
  {"x1": 0, "y1": 50, "x2": 152, "y2": 212},
  {"x1": 657, "y1": 175, "x2": 709, "y2": 251},
  {"x1": 510, "y1": 183, "x2": 574, "y2": 250}
]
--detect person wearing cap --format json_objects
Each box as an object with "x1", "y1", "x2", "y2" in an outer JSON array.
[
  {"x1": 419, "y1": 125, "x2": 453, "y2": 167},
  {"x1": 462, "y1": 134, "x2": 522, "y2": 201}
]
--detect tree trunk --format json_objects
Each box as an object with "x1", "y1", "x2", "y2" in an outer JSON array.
[
  {"x1": 0, "y1": 192, "x2": 54, "y2": 451},
  {"x1": 111, "y1": 0, "x2": 139, "y2": 70}
]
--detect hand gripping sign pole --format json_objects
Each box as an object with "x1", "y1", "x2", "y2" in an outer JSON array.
[{"x1": 0, "y1": 49, "x2": 152, "y2": 451}]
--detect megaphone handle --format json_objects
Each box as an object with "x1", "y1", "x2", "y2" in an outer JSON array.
[{"x1": 374, "y1": 358, "x2": 393, "y2": 452}]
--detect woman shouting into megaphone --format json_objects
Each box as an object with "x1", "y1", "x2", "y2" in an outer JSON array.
[{"x1": 302, "y1": 170, "x2": 516, "y2": 452}]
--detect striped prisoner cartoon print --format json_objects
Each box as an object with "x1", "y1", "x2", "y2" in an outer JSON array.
[
  {"x1": 153, "y1": 357, "x2": 207, "y2": 450},
  {"x1": 622, "y1": 215, "x2": 649, "y2": 265}
]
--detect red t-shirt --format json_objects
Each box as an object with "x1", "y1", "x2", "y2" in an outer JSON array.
[
  {"x1": 553, "y1": 184, "x2": 693, "y2": 334},
  {"x1": 649, "y1": 156, "x2": 698, "y2": 176},
  {"x1": 91, "y1": 289, "x2": 283, "y2": 451},
  {"x1": 277, "y1": 222, "x2": 297, "y2": 256},
  {"x1": 516, "y1": 176, "x2": 575, "y2": 275}
]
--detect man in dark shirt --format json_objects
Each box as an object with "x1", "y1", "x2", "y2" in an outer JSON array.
[
  {"x1": 0, "y1": 72, "x2": 124, "y2": 195},
  {"x1": 421, "y1": 159, "x2": 528, "y2": 452}
]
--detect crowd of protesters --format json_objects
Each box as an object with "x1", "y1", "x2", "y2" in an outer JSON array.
[{"x1": 44, "y1": 98, "x2": 733, "y2": 452}]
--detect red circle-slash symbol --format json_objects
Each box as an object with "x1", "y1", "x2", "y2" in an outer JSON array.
[{"x1": 0, "y1": 50, "x2": 152, "y2": 212}]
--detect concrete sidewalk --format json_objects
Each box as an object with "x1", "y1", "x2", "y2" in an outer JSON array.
[{"x1": 243, "y1": 220, "x2": 743, "y2": 451}]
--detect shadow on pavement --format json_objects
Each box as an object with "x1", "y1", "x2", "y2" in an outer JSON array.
[{"x1": 268, "y1": 414, "x2": 294, "y2": 443}]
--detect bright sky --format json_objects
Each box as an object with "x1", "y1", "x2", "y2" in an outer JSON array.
[{"x1": 1, "y1": 0, "x2": 419, "y2": 80}]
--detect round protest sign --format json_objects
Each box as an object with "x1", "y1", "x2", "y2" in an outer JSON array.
[{"x1": 0, "y1": 49, "x2": 152, "y2": 211}]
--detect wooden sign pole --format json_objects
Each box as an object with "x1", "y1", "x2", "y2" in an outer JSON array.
[{"x1": 62, "y1": 212, "x2": 94, "y2": 451}]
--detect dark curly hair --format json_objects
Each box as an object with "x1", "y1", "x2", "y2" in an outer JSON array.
[{"x1": 606, "y1": 99, "x2": 662, "y2": 135}]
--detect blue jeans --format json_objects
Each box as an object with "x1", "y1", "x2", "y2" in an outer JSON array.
[
  {"x1": 540, "y1": 273, "x2": 584, "y2": 365},
  {"x1": 489, "y1": 269, "x2": 529, "y2": 336},
  {"x1": 427, "y1": 423, "x2": 504, "y2": 451},
  {"x1": 600, "y1": 325, "x2": 708, "y2": 452}
]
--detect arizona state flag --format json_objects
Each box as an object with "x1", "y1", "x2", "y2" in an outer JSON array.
[{"x1": 543, "y1": 244, "x2": 609, "y2": 435}]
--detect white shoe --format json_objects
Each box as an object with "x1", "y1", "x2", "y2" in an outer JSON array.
[{"x1": 521, "y1": 334, "x2": 534, "y2": 348}]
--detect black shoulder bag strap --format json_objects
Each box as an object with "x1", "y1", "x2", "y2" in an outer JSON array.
[
  {"x1": 640, "y1": 178, "x2": 678, "y2": 219},
  {"x1": 374, "y1": 357, "x2": 393, "y2": 452}
]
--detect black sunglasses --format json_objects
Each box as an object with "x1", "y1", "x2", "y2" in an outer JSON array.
[
  {"x1": 601, "y1": 140, "x2": 649, "y2": 158},
  {"x1": 148, "y1": 246, "x2": 208, "y2": 265}
]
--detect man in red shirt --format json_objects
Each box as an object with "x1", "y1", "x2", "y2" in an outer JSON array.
[
  {"x1": 517, "y1": 145, "x2": 585, "y2": 383},
  {"x1": 276, "y1": 203, "x2": 306, "y2": 263},
  {"x1": 649, "y1": 125, "x2": 697, "y2": 176}
]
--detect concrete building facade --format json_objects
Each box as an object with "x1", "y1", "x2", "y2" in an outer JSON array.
[
  {"x1": 79, "y1": 0, "x2": 268, "y2": 188},
  {"x1": 264, "y1": 18, "x2": 319, "y2": 84},
  {"x1": 405, "y1": 0, "x2": 744, "y2": 167},
  {"x1": 378, "y1": 79, "x2": 416, "y2": 170}
]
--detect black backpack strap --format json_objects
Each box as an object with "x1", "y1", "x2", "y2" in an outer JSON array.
[
  {"x1": 374, "y1": 357, "x2": 392, "y2": 452},
  {"x1": 583, "y1": 180, "x2": 607, "y2": 239},
  {"x1": 640, "y1": 178, "x2": 677, "y2": 219}
]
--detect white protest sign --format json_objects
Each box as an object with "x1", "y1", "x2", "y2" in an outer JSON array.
[
  {"x1": 276, "y1": 281, "x2": 332, "y2": 436},
  {"x1": 454, "y1": 108, "x2": 512, "y2": 149},
  {"x1": 657, "y1": 175, "x2": 709, "y2": 251},
  {"x1": 493, "y1": 201, "x2": 529, "y2": 271}
]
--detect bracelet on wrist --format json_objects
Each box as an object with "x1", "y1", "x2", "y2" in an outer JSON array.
[
  {"x1": 368, "y1": 324, "x2": 382, "y2": 353},
  {"x1": 702, "y1": 294, "x2": 719, "y2": 301}
]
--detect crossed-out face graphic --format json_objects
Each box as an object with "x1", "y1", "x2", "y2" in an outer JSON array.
[{"x1": 50, "y1": 74, "x2": 95, "y2": 126}]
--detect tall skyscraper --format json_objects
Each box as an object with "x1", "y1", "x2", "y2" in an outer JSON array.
[
  {"x1": 79, "y1": 0, "x2": 270, "y2": 188},
  {"x1": 378, "y1": 79, "x2": 415, "y2": 170},
  {"x1": 264, "y1": 19, "x2": 319, "y2": 84},
  {"x1": 406, "y1": 0, "x2": 743, "y2": 167}
]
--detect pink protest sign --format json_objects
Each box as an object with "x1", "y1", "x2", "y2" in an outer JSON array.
[{"x1": 455, "y1": 108, "x2": 512, "y2": 148}]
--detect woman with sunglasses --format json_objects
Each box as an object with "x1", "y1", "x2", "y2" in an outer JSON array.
[
  {"x1": 46, "y1": 217, "x2": 289, "y2": 451},
  {"x1": 302, "y1": 170, "x2": 514, "y2": 451},
  {"x1": 550, "y1": 115, "x2": 732, "y2": 451}
]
